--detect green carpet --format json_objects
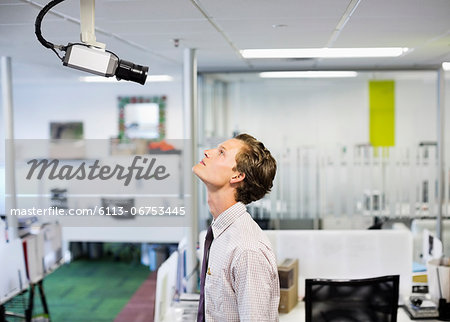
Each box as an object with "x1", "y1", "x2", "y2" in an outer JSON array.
[{"x1": 11, "y1": 259, "x2": 151, "y2": 322}]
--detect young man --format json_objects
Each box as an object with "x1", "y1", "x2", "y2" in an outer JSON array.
[{"x1": 193, "y1": 133, "x2": 280, "y2": 322}]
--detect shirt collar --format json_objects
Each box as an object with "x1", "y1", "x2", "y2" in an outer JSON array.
[{"x1": 211, "y1": 202, "x2": 246, "y2": 239}]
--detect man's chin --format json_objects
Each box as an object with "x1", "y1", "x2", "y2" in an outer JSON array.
[{"x1": 192, "y1": 164, "x2": 204, "y2": 178}]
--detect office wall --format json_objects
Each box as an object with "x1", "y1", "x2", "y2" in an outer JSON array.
[
  {"x1": 0, "y1": 77, "x2": 184, "y2": 215},
  {"x1": 7, "y1": 72, "x2": 448, "y2": 149},
  {"x1": 223, "y1": 73, "x2": 449, "y2": 153},
  {"x1": 11, "y1": 80, "x2": 184, "y2": 140},
  {"x1": 2, "y1": 71, "x2": 450, "y2": 217}
]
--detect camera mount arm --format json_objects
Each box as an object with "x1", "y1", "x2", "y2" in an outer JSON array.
[{"x1": 79, "y1": 0, "x2": 105, "y2": 49}]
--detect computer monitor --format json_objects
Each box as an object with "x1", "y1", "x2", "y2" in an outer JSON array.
[{"x1": 305, "y1": 275, "x2": 399, "y2": 322}]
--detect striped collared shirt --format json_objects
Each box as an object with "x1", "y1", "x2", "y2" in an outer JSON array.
[{"x1": 204, "y1": 202, "x2": 280, "y2": 321}]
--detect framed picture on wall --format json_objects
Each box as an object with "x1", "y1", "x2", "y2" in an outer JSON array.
[
  {"x1": 117, "y1": 96, "x2": 166, "y2": 141},
  {"x1": 50, "y1": 122, "x2": 84, "y2": 140},
  {"x1": 49, "y1": 121, "x2": 85, "y2": 159}
]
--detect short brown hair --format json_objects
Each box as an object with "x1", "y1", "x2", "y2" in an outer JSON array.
[{"x1": 233, "y1": 134, "x2": 277, "y2": 204}]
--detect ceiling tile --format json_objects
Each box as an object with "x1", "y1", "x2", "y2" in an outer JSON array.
[
  {"x1": 95, "y1": 0, "x2": 204, "y2": 20},
  {"x1": 199, "y1": 0, "x2": 350, "y2": 20},
  {"x1": 1, "y1": 0, "x2": 449, "y2": 81}
]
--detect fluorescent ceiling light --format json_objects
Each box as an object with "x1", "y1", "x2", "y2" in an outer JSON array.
[
  {"x1": 80, "y1": 75, "x2": 174, "y2": 83},
  {"x1": 259, "y1": 71, "x2": 358, "y2": 78},
  {"x1": 443, "y1": 62, "x2": 450, "y2": 71},
  {"x1": 241, "y1": 47, "x2": 409, "y2": 59},
  {"x1": 145, "y1": 75, "x2": 174, "y2": 82}
]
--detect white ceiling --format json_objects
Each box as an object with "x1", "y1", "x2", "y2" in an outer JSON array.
[{"x1": 1, "y1": 0, "x2": 450, "y2": 83}]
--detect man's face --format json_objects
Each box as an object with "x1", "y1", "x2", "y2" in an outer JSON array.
[{"x1": 193, "y1": 138, "x2": 245, "y2": 189}]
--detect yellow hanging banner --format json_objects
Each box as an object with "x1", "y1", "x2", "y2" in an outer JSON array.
[{"x1": 369, "y1": 80, "x2": 395, "y2": 146}]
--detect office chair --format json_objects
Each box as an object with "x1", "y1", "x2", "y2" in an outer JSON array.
[{"x1": 305, "y1": 275, "x2": 399, "y2": 322}]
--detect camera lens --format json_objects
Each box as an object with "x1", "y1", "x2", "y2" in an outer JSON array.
[{"x1": 115, "y1": 59, "x2": 149, "y2": 85}]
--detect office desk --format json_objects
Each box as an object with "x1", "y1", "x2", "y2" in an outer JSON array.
[
  {"x1": 161, "y1": 301, "x2": 438, "y2": 322},
  {"x1": 279, "y1": 301, "x2": 439, "y2": 322}
]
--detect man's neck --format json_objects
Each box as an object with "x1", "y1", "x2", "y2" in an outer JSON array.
[{"x1": 207, "y1": 189, "x2": 238, "y2": 219}]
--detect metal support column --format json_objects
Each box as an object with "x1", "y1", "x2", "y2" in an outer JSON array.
[
  {"x1": 1, "y1": 56, "x2": 18, "y2": 240},
  {"x1": 183, "y1": 48, "x2": 198, "y2": 292},
  {"x1": 436, "y1": 67, "x2": 446, "y2": 242}
]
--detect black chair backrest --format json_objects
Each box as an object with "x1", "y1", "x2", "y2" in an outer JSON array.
[{"x1": 305, "y1": 275, "x2": 400, "y2": 322}]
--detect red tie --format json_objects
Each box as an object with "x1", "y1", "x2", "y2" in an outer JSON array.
[{"x1": 197, "y1": 226, "x2": 214, "y2": 322}]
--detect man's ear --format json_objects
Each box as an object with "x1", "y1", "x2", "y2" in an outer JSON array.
[{"x1": 230, "y1": 172, "x2": 245, "y2": 184}]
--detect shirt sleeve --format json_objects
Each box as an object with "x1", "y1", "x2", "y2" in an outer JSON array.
[{"x1": 231, "y1": 249, "x2": 280, "y2": 322}]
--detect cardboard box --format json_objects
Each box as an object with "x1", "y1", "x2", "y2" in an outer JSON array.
[
  {"x1": 279, "y1": 285, "x2": 298, "y2": 313},
  {"x1": 278, "y1": 258, "x2": 299, "y2": 313},
  {"x1": 279, "y1": 266, "x2": 294, "y2": 288}
]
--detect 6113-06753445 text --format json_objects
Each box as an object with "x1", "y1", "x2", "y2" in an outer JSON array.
[{"x1": 9, "y1": 206, "x2": 185, "y2": 217}]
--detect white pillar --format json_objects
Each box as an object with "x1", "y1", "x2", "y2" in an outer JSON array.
[
  {"x1": 183, "y1": 48, "x2": 198, "y2": 292},
  {"x1": 436, "y1": 67, "x2": 446, "y2": 242},
  {"x1": 1, "y1": 56, "x2": 18, "y2": 240}
]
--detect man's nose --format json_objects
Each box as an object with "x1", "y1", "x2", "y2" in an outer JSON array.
[{"x1": 204, "y1": 150, "x2": 210, "y2": 158}]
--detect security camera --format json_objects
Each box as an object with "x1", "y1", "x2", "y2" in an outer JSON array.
[
  {"x1": 63, "y1": 44, "x2": 148, "y2": 85},
  {"x1": 35, "y1": 0, "x2": 149, "y2": 85}
]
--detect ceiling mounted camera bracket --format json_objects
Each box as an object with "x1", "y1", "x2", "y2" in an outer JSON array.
[{"x1": 80, "y1": 0, "x2": 105, "y2": 49}]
